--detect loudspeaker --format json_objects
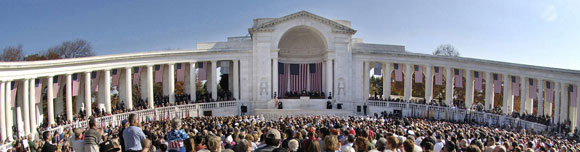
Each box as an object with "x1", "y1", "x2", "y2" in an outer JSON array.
[
  {"x1": 278, "y1": 102, "x2": 283, "y2": 109},
  {"x1": 241, "y1": 106, "x2": 247, "y2": 113},
  {"x1": 326, "y1": 101, "x2": 332, "y2": 109},
  {"x1": 337, "y1": 104, "x2": 342, "y2": 109},
  {"x1": 357, "y1": 106, "x2": 361, "y2": 112}
]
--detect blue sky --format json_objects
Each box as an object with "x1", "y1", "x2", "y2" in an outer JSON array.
[{"x1": 1, "y1": 0, "x2": 579, "y2": 70}]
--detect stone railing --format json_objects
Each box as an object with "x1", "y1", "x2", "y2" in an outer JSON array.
[{"x1": 367, "y1": 101, "x2": 548, "y2": 133}]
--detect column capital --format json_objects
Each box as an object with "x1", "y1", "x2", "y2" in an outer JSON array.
[
  {"x1": 125, "y1": 67, "x2": 132, "y2": 70},
  {"x1": 146, "y1": 65, "x2": 154, "y2": 68}
]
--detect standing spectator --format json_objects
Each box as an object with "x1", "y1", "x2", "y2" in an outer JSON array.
[
  {"x1": 118, "y1": 120, "x2": 129, "y2": 152},
  {"x1": 84, "y1": 117, "x2": 103, "y2": 152},
  {"x1": 69, "y1": 128, "x2": 85, "y2": 152},
  {"x1": 41, "y1": 132, "x2": 57, "y2": 152},
  {"x1": 255, "y1": 129, "x2": 282, "y2": 152},
  {"x1": 206, "y1": 136, "x2": 223, "y2": 152},
  {"x1": 123, "y1": 114, "x2": 147, "y2": 152},
  {"x1": 166, "y1": 118, "x2": 189, "y2": 152}
]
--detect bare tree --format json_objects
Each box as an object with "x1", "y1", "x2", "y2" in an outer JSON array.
[
  {"x1": 48, "y1": 39, "x2": 94, "y2": 58},
  {"x1": 433, "y1": 44, "x2": 460, "y2": 57},
  {"x1": 1, "y1": 45, "x2": 24, "y2": 61}
]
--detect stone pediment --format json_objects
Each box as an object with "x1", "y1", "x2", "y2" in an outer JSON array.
[{"x1": 249, "y1": 11, "x2": 357, "y2": 35}]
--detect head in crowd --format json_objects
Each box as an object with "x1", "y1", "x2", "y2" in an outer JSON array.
[
  {"x1": 323, "y1": 135, "x2": 339, "y2": 151},
  {"x1": 128, "y1": 113, "x2": 138, "y2": 125},
  {"x1": 207, "y1": 136, "x2": 222, "y2": 152},
  {"x1": 403, "y1": 139, "x2": 415, "y2": 152},
  {"x1": 288, "y1": 139, "x2": 299, "y2": 152}
]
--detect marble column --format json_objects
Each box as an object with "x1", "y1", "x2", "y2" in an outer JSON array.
[
  {"x1": 537, "y1": 79, "x2": 544, "y2": 116},
  {"x1": 520, "y1": 76, "x2": 527, "y2": 114},
  {"x1": 445, "y1": 67, "x2": 454, "y2": 105},
  {"x1": 5, "y1": 82, "x2": 13, "y2": 140},
  {"x1": 560, "y1": 82, "x2": 568, "y2": 123},
  {"x1": 233, "y1": 60, "x2": 239, "y2": 100},
  {"x1": 0, "y1": 81, "x2": 6, "y2": 140},
  {"x1": 125, "y1": 67, "x2": 133, "y2": 110},
  {"x1": 425, "y1": 65, "x2": 433, "y2": 102},
  {"x1": 28, "y1": 79, "x2": 37, "y2": 135},
  {"x1": 465, "y1": 70, "x2": 474, "y2": 108},
  {"x1": 211, "y1": 61, "x2": 217, "y2": 100},
  {"x1": 576, "y1": 83, "x2": 580, "y2": 131},
  {"x1": 272, "y1": 59, "x2": 278, "y2": 97},
  {"x1": 404, "y1": 64, "x2": 412, "y2": 101},
  {"x1": 104, "y1": 70, "x2": 111, "y2": 113},
  {"x1": 554, "y1": 82, "x2": 560, "y2": 123},
  {"x1": 168, "y1": 64, "x2": 175, "y2": 104},
  {"x1": 84, "y1": 72, "x2": 92, "y2": 117},
  {"x1": 146, "y1": 65, "x2": 154, "y2": 108},
  {"x1": 22, "y1": 79, "x2": 30, "y2": 135},
  {"x1": 485, "y1": 72, "x2": 493, "y2": 110},
  {"x1": 47, "y1": 76, "x2": 55, "y2": 125},
  {"x1": 189, "y1": 62, "x2": 197, "y2": 102},
  {"x1": 382, "y1": 62, "x2": 391, "y2": 100},
  {"x1": 66, "y1": 74, "x2": 73, "y2": 122},
  {"x1": 364, "y1": 61, "x2": 370, "y2": 99},
  {"x1": 326, "y1": 59, "x2": 333, "y2": 97}
]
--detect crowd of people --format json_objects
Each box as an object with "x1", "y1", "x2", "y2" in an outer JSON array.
[{"x1": 11, "y1": 112, "x2": 580, "y2": 152}]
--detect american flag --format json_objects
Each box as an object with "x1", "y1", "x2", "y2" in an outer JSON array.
[
  {"x1": 394, "y1": 63, "x2": 403, "y2": 82},
  {"x1": 373, "y1": 63, "x2": 382, "y2": 75},
  {"x1": 154, "y1": 65, "x2": 164, "y2": 83},
  {"x1": 512, "y1": 76, "x2": 519, "y2": 96},
  {"x1": 197, "y1": 62, "x2": 206, "y2": 81},
  {"x1": 111, "y1": 69, "x2": 120, "y2": 86},
  {"x1": 434, "y1": 67, "x2": 443, "y2": 85},
  {"x1": 278, "y1": 63, "x2": 288, "y2": 97},
  {"x1": 133, "y1": 67, "x2": 142, "y2": 85},
  {"x1": 414, "y1": 65, "x2": 423, "y2": 83},
  {"x1": 529, "y1": 79, "x2": 537, "y2": 99},
  {"x1": 53, "y1": 76, "x2": 62, "y2": 97},
  {"x1": 72, "y1": 73, "x2": 80, "y2": 96},
  {"x1": 309, "y1": 63, "x2": 322, "y2": 93},
  {"x1": 220, "y1": 61, "x2": 230, "y2": 74},
  {"x1": 300, "y1": 64, "x2": 308, "y2": 92},
  {"x1": 570, "y1": 85, "x2": 577, "y2": 107},
  {"x1": 176, "y1": 63, "x2": 185, "y2": 82},
  {"x1": 546, "y1": 82, "x2": 553, "y2": 103},
  {"x1": 34, "y1": 79, "x2": 41, "y2": 104},
  {"x1": 289, "y1": 64, "x2": 308, "y2": 92},
  {"x1": 474, "y1": 71, "x2": 482, "y2": 91},
  {"x1": 454, "y1": 69, "x2": 463, "y2": 88},
  {"x1": 91, "y1": 71, "x2": 100, "y2": 92},
  {"x1": 493, "y1": 74, "x2": 501, "y2": 93},
  {"x1": 10, "y1": 81, "x2": 18, "y2": 107}
]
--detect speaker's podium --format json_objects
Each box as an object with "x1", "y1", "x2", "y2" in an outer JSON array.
[{"x1": 256, "y1": 97, "x2": 353, "y2": 120}]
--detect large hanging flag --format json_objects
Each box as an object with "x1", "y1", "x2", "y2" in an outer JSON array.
[
  {"x1": 290, "y1": 64, "x2": 300, "y2": 92},
  {"x1": 454, "y1": 69, "x2": 463, "y2": 88},
  {"x1": 570, "y1": 85, "x2": 577, "y2": 107},
  {"x1": 11, "y1": 81, "x2": 18, "y2": 107},
  {"x1": 474, "y1": 71, "x2": 482, "y2": 91},
  {"x1": 300, "y1": 64, "x2": 308, "y2": 92},
  {"x1": 414, "y1": 65, "x2": 423, "y2": 83},
  {"x1": 434, "y1": 67, "x2": 443, "y2": 85},
  {"x1": 373, "y1": 63, "x2": 382, "y2": 76},
  {"x1": 34, "y1": 79, "x2": 41, "y2": 103},
  {"x1": 278, "y1": 63, "x2": 288, "y2": 97},
  {"x1": 133, "y1": 67, "x2": 142, "y2": 85},
  {"x1": 512, "y1": 76, "x2": 519, "y2": 96},
  {"x1": 309, "y1": 63, "x2": 322, "y2": 92},
  {"x1": 176, "y1": 63, "x2": 185, "y2": 82},
  {"x1": 111, "y1": 69, "x2": 120, "y2": 86},
  {"x1": 91, "y1": 71, "x2": 100, "y2": 92},
  {"x1": 546, "y1": 82, "x2": 553, "y2": 103},
  {"x1": 394, "y1": 63, "x2": 403, "y2": 82},
  {"x1": 72, "y1": 73, "x2": 80, "y2": 96},
  {"x1": 197, "y1": 62, "x2": 206, "y2": 81},
  {"x1": 529, "y1": 79, "x2": 537, "y2": 99},
  {"x1": 493, "y1": 74, "x2": 501, "y2": 93},
  {"x1": 53, "y1": 76, "x2": 62, "y2": 97},
  {"x1": 154, "y1": 65, "x2": 164, "y2": 83}
]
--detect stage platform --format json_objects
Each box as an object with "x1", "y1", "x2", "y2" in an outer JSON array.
[{"x1": 255, "y1": 109, "x2": 354, "y2": 120}]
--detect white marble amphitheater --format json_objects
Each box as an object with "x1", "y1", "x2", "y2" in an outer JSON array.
[{"x1": 0, "y1": 11, "x2": 579, "y2": 145}]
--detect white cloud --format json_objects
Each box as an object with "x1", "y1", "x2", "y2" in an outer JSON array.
[{"x1": 541, "y1": 5, "x2": 558, "y2": 22}]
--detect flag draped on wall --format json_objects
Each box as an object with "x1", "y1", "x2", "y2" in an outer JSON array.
[
  {"x1": 11, "y1": 81, "x2": 18, "y2": 107},
  {"x1": 570, "y1": 85, "x2": 577, "y2": 107},
  {"x1": 290, "y1": 64, "x2": 300, "y2": 92},
  {"x1": 133, "y1": 67, "x2": 142, "y2": 85},
  {"x1": 512, "y1": 76, "x2": 520, "y2": 96},
  {"x1": 373, "y1": 63, "x2": 382, "y2": 76},
  {"x1": 529, "y1": 79, "x2": 537, "y2": 99},
  {"x1": 197, "y1": 62, "x2": 206, "y2": 81},
  {"x1": 72, "y1": 73, "x2": 80, "y2": 96},
  {"x1": 394, "y1": 63, "x2": 403, "y2": 82},
  {"x1": 435, "y1": 67, "x2": 443, "y2": 85},
  {"x1": 474, "y1": 71, "x2": 482, "y2": 91},
  {"x1": 278, "y1": 63, "x2": 288, "y2": 97},
  {"x1": 111, "y1": 69, "x2": 120, "y2": 86},
  {"x1": 493, "y1": 74, "x2": 501, "y2": 93},
  {"x1": 53, "y1": 76, "x2": 62, "y2": 97},
  {"x1": 176, "y1": 63, "x2": 185, "y2": 82},
  {"x1": 414, "y1": 65, "x2": 423, "y2": 83},
  {"x1": 309, "y1": 63, "x2": 322, "y2": 93},
  {"x1": 454, "y1": 69, "x2": 463, "y2": 88},
  {"x1": 546, "y1": 82, "x2": 553, "y2": 103},
  {"x1": 35, "y1": 79, "x2": 41, "y2": 103},
  {"x1": 91, "y1": 71, "x2": 100, "y2": 92},
  {"x1": 154, "y1": 65, "x2": 164, "y2": 83}
]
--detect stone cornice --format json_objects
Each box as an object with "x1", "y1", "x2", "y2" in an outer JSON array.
[{"x1": 249, "y1": 11, "x2": 357, "y2": 35}]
